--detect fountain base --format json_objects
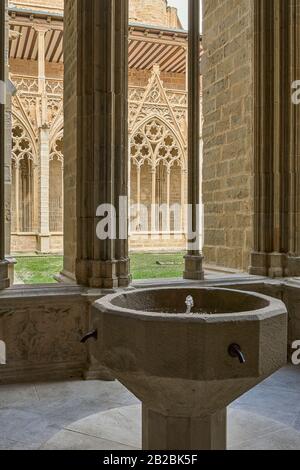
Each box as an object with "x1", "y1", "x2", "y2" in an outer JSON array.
[{"x1": 142, "y1": 406, "x2": 227, "y2": 450}]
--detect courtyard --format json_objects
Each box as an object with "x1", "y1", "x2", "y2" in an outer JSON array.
[{"x1": 14, "y1": 253, "x2": 186, "y2": 284}]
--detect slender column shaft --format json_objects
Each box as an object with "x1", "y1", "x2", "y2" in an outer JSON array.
[
  {"x1": 181, "y1": 168, "x2": 186, "y2": 233},
  {"x1": 151, "y1": 167, "x2": 156, "y2": 232},
  {"x1": 39, "y1": 129, "x2": 50, "y2": 237},
  {"x1": 0, "y1": 0, "x2": 5, "y2": 259},
  {"x1": 136, "y1": 166, "x2": 141, "y2": 230},
  {"x1": 15, "y1": 163, "x2": 19, "y2": 232},
  {"x1": 37, "y1": 30, "x2": 46, "y2": 94},
  {"x1": 184, "y1": 0, "x2": 204, "y2": 280},
  {"x1": 36, "y1": 28, "x2": 50, "y2": 253},
  {"x1": 166, "y1": 167, "x2": 171, "y2": 233},
  {"x1": 0, "y1": 0, "x2": 9, "y2": 289}
]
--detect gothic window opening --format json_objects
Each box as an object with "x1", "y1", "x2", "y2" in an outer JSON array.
[
  {"x1": 11, "y1": 123, "x2": 36, "y2": 233},
  {"x1": 130, "y1": 117, "x2": 186, "y2": 236},
  {"x1": 49, "y1": 135, "x2": 64, "y2": 233}
]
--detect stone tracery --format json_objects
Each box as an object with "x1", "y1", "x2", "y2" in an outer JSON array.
[
  {"x1": 9, "y1": 72, "x2": 64, "y2": 250},
  {"x1": 129, "y1": 66, "x2": 187, "y2": 240}
]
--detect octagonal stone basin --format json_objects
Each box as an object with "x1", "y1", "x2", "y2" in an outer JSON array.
[{"x1": 90, "y1": 287, "x2": 287, "y2": 450}]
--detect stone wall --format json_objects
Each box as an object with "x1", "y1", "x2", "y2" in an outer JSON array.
[
  {"x1": 129, "y1": 0, "x2": 182, "y2": 29},
  {"x1": 129, "y1": 68, "x2": 185, "y2": 91},
  {"x1": 0, "y1": 285, "x2": 89, "y2": 384},
  {"x1": 9, "y1": 0, "x2": 64, "y2": 13},
  {"x1": 202, "y1": 0, "x2": 254, "y2": 272}
]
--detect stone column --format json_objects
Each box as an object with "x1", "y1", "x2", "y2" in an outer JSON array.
[
  {"x1": 183, "y1": 0, "x2": 204, "y2": 280},
  {"x1": 63, "y1": 0, "x2": 131, "y2": 288},
  {"x1": 0, "y1": 0, "x2": 9, "y2": 289},
  {"x1": 166, "y1": 167, "x2": 171, "y2": 233},
  {"x1": 249, "y1": 0, "x2": 300, "y2": 277},
  {"x1": 151, "y1": 167, "x2": 157, "y2": 232},
  {"x1": 36, "y1": 27, "x2": 51, "y2": 253},
  {"x1": 4, "y1": 18, "x2": 16, "y2": 283}
]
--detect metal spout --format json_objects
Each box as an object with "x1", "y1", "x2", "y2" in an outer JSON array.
[
  {"x1": 228, "y1": 343, "x2": 246, "y2": 364},
  {"x1": 81, "y1": 329, "x2": 98, "y2": 344}
]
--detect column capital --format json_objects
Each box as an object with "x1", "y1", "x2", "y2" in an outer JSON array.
[{"x1": 33, "y1": 25, "x2": 51, "y2": 34}]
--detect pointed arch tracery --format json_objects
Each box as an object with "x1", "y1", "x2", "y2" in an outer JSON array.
[
  {"x1": 11, "y1": 116, "x2": 37, "y2": 165},
  {"x1": 50, "y1": 128, "x2": 64, "y2": 164},
  {"x1": 130, "y1": 116, "x2": 186, "y2": 235},
  {"x1": 49, "y1": 128, "x2": 64, "y2": 233},
  {"x1": 131, "y1": 117, "x2": 185, "y2": 170},
  {"x1": 11, "y1": 116, "x2": 37, "y2": 233}
]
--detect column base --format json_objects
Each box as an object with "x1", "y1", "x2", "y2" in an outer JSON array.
[
  {"x1": 249, "y1": 252, "x2": 289, "y2": 277},
  {"x1": 249, "y1": 252, "x2": 268, "y2": 276},
  {"x1": 76, "y1": 259, "x2": 131, "y2": 289},
  {"x1": 268, "y1": 253, "x2": 288, "y2": 278},
  {"x1": 183, "y1": 255, "x2": 204, "y2": 280},
  {"x1": 287, "y1": 256, "x2": 300, "y2": 277},
  {"x1": 142, "y1": 406, "x2": 227, "y2": 450},
  {"x1": 37, "y1": 235, "x2": 51, "y2": 254},
  {"x1": 55, "y1": 270, "x2": 77, "y2": 284},
  {"x1": 6, "y1": 257, "x2": 16, "y2": 287},
  {"x1": 0, "y1": 260, "x2": 10, "y2": 290}
]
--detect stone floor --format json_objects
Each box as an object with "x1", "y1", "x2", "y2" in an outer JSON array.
[{"x1": 1, "y1": 365, "x2": 300, "y2": 450}]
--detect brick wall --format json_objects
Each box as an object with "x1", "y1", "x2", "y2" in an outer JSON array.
[
  {"x1": 202, "y1": 0, "x2": 254, "y2": 271},
  {"x1": 10, "y1": 59, "x2": 63, "y2": 78}
]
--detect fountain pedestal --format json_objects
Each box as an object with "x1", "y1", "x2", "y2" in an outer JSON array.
[
  {"x1": 88, "y1": 287, "x2": 287, "y2": 450},
  {"x1": 142, "y1": 406, "x2": 227, "y2": 450}
]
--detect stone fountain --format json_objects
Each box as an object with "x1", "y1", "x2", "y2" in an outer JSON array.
[{"x1": 83, "y1": 287, "x2": 287, "y2": 450}]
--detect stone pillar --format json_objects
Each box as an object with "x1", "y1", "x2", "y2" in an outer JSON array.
[
  {"x1": 249, "y1": 0, "x2": 300, "y2": 277},
  {"x1": 183, "y1": 0, "x2": 204, "y2": 280},
  {"x1": 63, "y1": 0, "x2": 131, "y2": 288},
  {"x1": 4, "y1": 18, "x2": 16, "y2": 283},
  {"x1": 36, "y1": 27, "x2": 51, "y2": 253},
  {"x1": 0, "y1": 0, "x2": 9, "y2": 289}
]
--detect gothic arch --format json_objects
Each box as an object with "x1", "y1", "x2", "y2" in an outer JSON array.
[
  {"x1": 50, "y1": 112, "x2": 63, "y2": 151},
  {"x1": 130, "y1": 115, "x2": 187, "y2": 236},
  {"x1": 11, "y1": 113, "x2": 38, "y2": 165},
  {"x1": 12, "y1": 94, "x2": 38, "y2": 158},
  {"x1": 50, "y1": 128, "x2": 64, "y2": 164},
  {"x1": 49, "y1": 127, "x2": 64, "y2": 233},
  {"x1": 131, "y1": 116, "x2": 186, "y2": 170}
]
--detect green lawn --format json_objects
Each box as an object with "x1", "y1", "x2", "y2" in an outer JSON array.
[
  {"x1": 14, "y1": 252, "x2": 185, "y2": 284},
  {"x1": 15, "y1": 256, "x2": 63, "y2": 284},
  {"x1": 130, "y1": 252, "x2": 184, "y2": 280}
]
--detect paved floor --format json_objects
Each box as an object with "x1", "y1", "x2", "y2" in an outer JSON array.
[{"x1": 1, "y1": 365, "x2": 300, "y2": 450}]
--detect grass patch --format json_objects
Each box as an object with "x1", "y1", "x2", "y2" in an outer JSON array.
[
  {"x1": 131, "y1": 252, "x2": 185, "y2": 280},
  {"x1": 15, "y1": 256, "x2": 63, "y2": 284},
  {"x1": 14, "y1": 252, "x2": 185, "y2": 284}
]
